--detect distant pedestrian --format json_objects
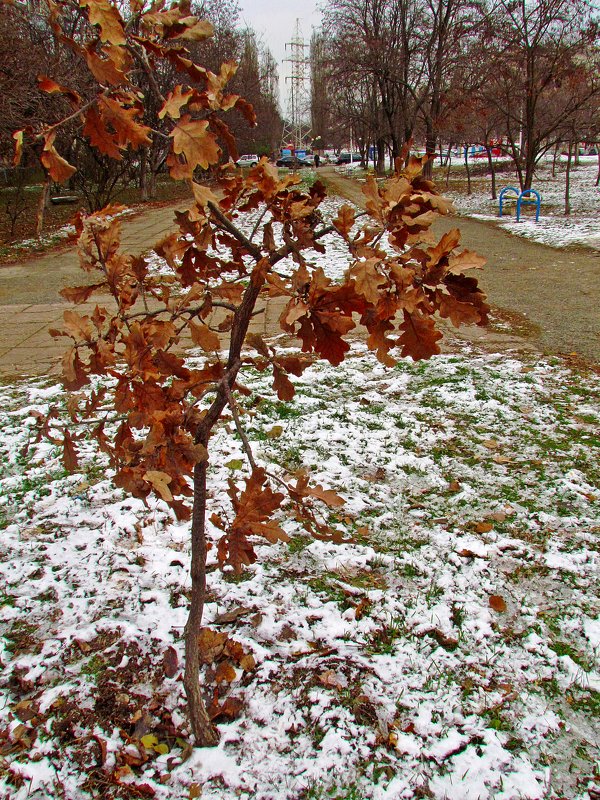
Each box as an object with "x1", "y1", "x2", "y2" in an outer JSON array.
[{"x1": 314, "y1": 154, "x2": 320, "y2": 168}]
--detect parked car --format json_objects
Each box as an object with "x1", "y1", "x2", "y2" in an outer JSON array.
[
  {"x1": 336, "y1": 152, "x2": 362, "y2": 165},
  {"x1": 276, "y1": 155, "x2": 313, "y2": 169},
  {"x1": 236, "y1": 154, "x2": 259, "y2": 168}
]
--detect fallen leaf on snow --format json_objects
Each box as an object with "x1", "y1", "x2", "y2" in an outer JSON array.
[
  {"x1": 213, "y1": 606, "x2": 252, "y2": 625},
  {"x1": 458, "y1": 548, "x2": 487, "y2": 559},
  {"x1": 430, "y1": 629, "x2": 459, "y2": 651},
  {"x1": 489, "y1": 595, "x2": 507, "y2": 612},
  {"x1": 319, "y1": 669, "x2": 347, "y2": 689},
  {"x1": 215, "y1": 661, "x2": 237, "y2": 684},
  {"x1": 475, "y1": 521, "x2": 493, "y2": 533},
  {"x1": 163, "y1": 645, "x2": 178, "y2": 678},
  {"x1": 483, "y1": 439, "x2": 499, "y2": 450},
  {"x1": 239, "y1": 653, "x2": 256, "y2": 671},
  {"x1": 197, "y1": 628, "x2": 228, "y2": 663}
]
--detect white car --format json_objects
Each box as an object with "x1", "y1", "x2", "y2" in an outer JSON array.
[{"x1": 236, "y1": 154, "x2": 259, "y2": 168}]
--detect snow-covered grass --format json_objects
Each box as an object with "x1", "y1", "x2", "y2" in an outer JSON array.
[
  {"x1": 443, "y1": 156, "x2": 600, "y2": 250},
  {"x1": 146, "y1": 195, "x2": 356, "y2": 282},
  {"x1": 0, "y1": 223, "x2": 78, "y2": 259},
  {"x1": 1, "y1": 340, "x2": 599, "y2": 800},
  {"x1": 0, "y1": 207, "x2": 136, "y2": 261},
  {"x1": 327, "y1": 154, "x2": 599, "y2": 251}
]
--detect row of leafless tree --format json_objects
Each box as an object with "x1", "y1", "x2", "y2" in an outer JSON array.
[
  {"x1": 312, "y1": 0, "x2": 600, "y2": 189},
  {"x1": 0, "y1": 0, "x2": 282, "y2": 215}
]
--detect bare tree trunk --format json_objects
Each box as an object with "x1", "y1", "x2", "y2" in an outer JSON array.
[
  {"x1": 463, "y1": 144, "x2": 471, "y2": 195},
  {"x1": 35, "y1": 178, "x2": 51, "y2": 239},
  {"x1": 182, "y1": 245, "x2": 266, "y2": 746},
  {"x1": 139, "y1": 150, "x2": 148, "y2": 202},
  {"x1": 507, "y1": 134, "x2": 524, "y2": 190},
  {"x1": 596, "y1": 148, "x2": 600, "y2": 187},
  {"x1": 444, "y1": 142, "x2": 453, "y2": 167},
  {"x1": 376, "y1": 138, "x2": 386, "y2": 175},
  {"x1": 515, "y1": 159, "x2": 524, "y2": 191},
  {"x1": 523, "y1": 139, "x2": 536, "y2": 191},
  {"x1": 552, "y1": 142, "x2": 560, "y2": 177},
  {"x1": 564, "y1": 140, "x2": 573, "y2": 216},
  {"x1": 148, "y1": 171, "x2": 157, "y2": 200},
  {"x1": 5, "y1": 171, "x2": 27, "y2": 240},
  {"x1": 423, "y1": 122, "x2": 436, "y2": 180},
  {"x1": 485, "y1": 144, "x2": 497, "y2": 200},
  {"x1": 183, "y1": 453, "x2": 220, "y2": 747},
  {"x1": 445, "y1": 149, "x2": 452, "y2": 189}
]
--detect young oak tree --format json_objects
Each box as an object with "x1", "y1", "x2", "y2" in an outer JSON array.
[{"x1": 15, "y1": 0, "x2": 489, "y2": 746}]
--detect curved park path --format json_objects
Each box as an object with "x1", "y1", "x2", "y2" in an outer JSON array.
[
  {"x1": 323, "y1": 168, "x2": 599, "y2": 364},
  {"x1": 0, "y1": 172, "x2": 598, "y2": 380}
]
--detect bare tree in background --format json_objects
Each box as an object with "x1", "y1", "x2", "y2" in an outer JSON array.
[{"x1": 480, "y1": 0, "x2": 600, "y2": 190}]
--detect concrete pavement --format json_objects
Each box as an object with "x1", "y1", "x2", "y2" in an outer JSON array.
[{"x1": 0, "y1": 202, "x2": 190, "y2": 380}]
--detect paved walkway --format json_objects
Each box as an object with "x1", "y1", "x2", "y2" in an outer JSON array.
[
  {"x1": 1, "y1": 177, "x2": 598, "y2": 381},
  {"x1": 0, "y1": 203, "x2": 188, "y2": 380},
  {"x1": 0, "y1": 200, "x2": 291, "y2": 381}
]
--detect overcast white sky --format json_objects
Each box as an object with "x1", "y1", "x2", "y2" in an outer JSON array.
[{"x1": 237, "y1": 0, "x2": 323, "y2": 111}]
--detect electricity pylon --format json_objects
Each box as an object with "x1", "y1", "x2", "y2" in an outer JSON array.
[{"x1": 282, "y1": 20, "x2": 311, "y2": 151}]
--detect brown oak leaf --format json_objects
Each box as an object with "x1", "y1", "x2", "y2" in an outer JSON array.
[
  {"x1": 143, "y1": 470, "x2": 174, "y2": 502},
  {"x1": 437, "y1": 291, "x2": 483, "y2": 328},
  {"x1": 350, "y1": 259, "x2": 387, "y2": 303},
  {"x1": 169, "y1": 116, "x2": 220, "y2": 177},
  {"x1": 448, "y1": 250, "x2": 486, "y2": 274},
  {"x1": 84, "y1": 45, "x2": 127, "y2": 86},
  {"x1": 215, "y1": 661, "x2": 236, "y2": 684},
  {"x1": 60, "y1": 284, "x2": 105, "y2": 304},
  {"x1": 332, "y1": 204, "x2": 356, "y2": 237},
  {"x1": 198, "y1": 628, "x2": 228, "y2": 663},
  {"x1": 62, "y1": 309, "x2": 93, "y2": 341},
  {"x1": 81, "y1": 0, "x2": 126, "y2": 45},
  {"x1": 159, "y1": 85, "x2": 195, "y2": 120},
  {"x1": 62, "y1": 348, "x2": 89, "y2": 390},
  {"x1": 163, "y1": 646, "x2": 178, "y2": 678},
  {"x1": 63, "y1": 429, "x2": 79, "y2": 472},
  {"x1": 83, "y1": 106, "x2": 122, "y2": 159},
  {"x1": 37, "y1": 75, "x2": 81, "y2": 105},
  {"x1": 272, "y1": 365, "x2": 294, "y2": 401},
  {"x1": 41, "y1": 132, "x2": 76, "y2": 184},
  {"x1": 189, "y1": 321, "x2": 221, "y2": 352},
  {"x1": 98, "y1": 97, "x2": 151, "y2": 149},
  {"x1": 13, "y1": 130, "x2": 24, "y2": 167},
  {"x1": 397, "y1": 311, "x2": 442, "y2": 360}
]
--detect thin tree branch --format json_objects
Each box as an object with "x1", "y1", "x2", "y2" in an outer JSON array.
[
  {"x1": 36, "y1": 93, "x2": 106, "y2": 139},
  {"x1": 222, "y1": 382, "x2": 257, "y2": 471},
  {"x1": 129, "y1": 41, "x2": 167, "y2": 108},
  {"x1": 249, "y1": 205, "x2": 270, "y2": 243},
  {"x1": 123, "y1": 300, "x2": 238, "y2": 321},
  {"x1": 208, "y1": 201, "x2": 263, "y2": 259}
]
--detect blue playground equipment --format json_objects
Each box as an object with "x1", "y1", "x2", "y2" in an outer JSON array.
[{"x1": 499, "y1": 187, "x2": 541, "y2": 222}]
